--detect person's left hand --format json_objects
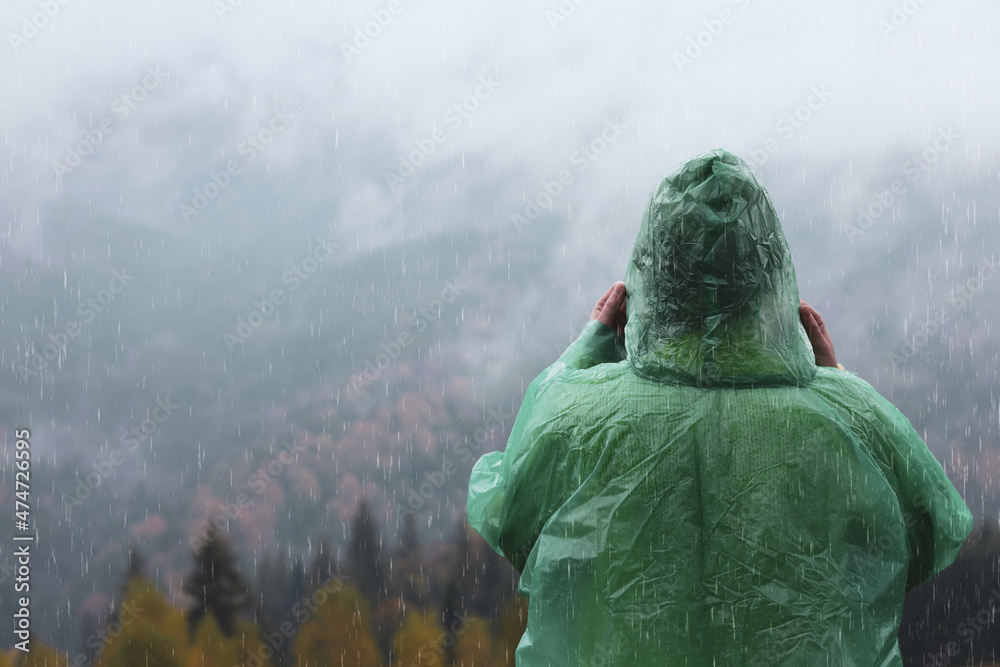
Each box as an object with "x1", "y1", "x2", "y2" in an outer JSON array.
[{"x1": 591, "y1": 281, "x2": 627, "y2": 335}]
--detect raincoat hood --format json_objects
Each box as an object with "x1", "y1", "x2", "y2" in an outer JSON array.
[{"x1": 625, "y1": 148, "x2": 816, "y2": 387}]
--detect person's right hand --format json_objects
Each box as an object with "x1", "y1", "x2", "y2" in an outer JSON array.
[{"x1": 799, "y1": 299, "x2": 839, "y2": 368}]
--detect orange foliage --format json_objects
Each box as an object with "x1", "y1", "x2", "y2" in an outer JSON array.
[
  {"x1": 130, "y1": 514, "x2": 167, "y2": 541},
  {"x1": 453, "y1": 615, "x2": 494, "y2": 667},
  {"x1": 287, "y1": 463, "x2": 322, "y2": 501},
  {"x1": 494, "y1": 595, "x2": 529, "y2": 667},
  {"x1": 338, "y1": 421, "x2": 391, "y2": 470}
]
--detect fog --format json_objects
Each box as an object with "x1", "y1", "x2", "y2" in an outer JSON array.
[{"x1": 1, "y1": 0, "x2": 998, "y2": 663}]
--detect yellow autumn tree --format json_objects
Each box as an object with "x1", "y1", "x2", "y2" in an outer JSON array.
[
  {"x1": 293, "y1": 582, "x2": 382, "y2": 667},
  {"x1": 390, "y1": 609, "x2": 442, "y2": 667},
  {"x1": 16, "y1": 641, "x2": 67, "y2": 667},
  {"x1": 96, "y1": 624, "x2": 184, "y2": 667},
  {"x1": 452, "y1": 615, "x2": 493, "y2": 667},
  {"x1": 95, "y1": 575, "x2": 188, "y2": 667},
  {"x1": 183, "y1": 614, "x2": 236, "y2": 667},
  {"x1": 183, "y1": 614, "x2": 271, "y2": 667},
  {"x1": 230, "y1": 618, "x2": 276, "y2": 667}
]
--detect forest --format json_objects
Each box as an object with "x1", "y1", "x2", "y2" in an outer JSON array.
[
  {"x1": 2, "y1": 508, "x2": 998, "y2": 666},
  {"x1": 2, "y1": 502, "x2": 528, "y2": 667}
]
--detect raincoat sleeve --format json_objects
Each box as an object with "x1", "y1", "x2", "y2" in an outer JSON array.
[
  {"x1": 554, "y1": 319, "x2": 627, "y2": 369},
  {"x1": 862, "y1": 387, "x2": 974, "y2": 591},
  {"x1": 467, "y1": 319, "x2": 622, "y2": 573}
]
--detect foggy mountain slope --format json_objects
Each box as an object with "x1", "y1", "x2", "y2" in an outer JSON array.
[{"x1": 4, "y1": 145, "x2": 998, "y2": 491}]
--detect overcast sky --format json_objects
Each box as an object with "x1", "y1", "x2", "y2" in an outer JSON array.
[{"x1": 2, "y1": 0, "x2": 997, "y2": 271}]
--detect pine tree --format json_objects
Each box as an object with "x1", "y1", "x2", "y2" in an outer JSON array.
[
  {"x1": 469, "y1": 531, "x2": 512, "y2": 620},
  {"x1": 439, "y1": 519, "x2": 471, "y2": 666},
  {"x1": 306, "y1": 538, "x2": 337, "y2": 595},
  {"x1": 373, "y1": 597, "x2": 407, "y2": 667},
  {"x1": 255, "y1": 549, "x2": 307, "y2": 667},
  {"x1": 398, "y1": 512, "x2": 419, "y2": 555},
  {"x1": 441, "y1": 520, "x2": 468, "y2": 625},
  {"x1": 392, "y1": 513, "x2": 427, "y2": 608},
  {"x1": 348, "y1": 498, "x2": 388, "y2": 610},
  {"x1": 112, "y1": 544, "x2": 148, "y2": 619},
  {"x1": 182, "y1": 531, "x2": 251, "y2": 639},
  {"x1": 125, "y1": 543, "x2": 147, "y2": 582},
  {"x1": 443, "y1": 520, "x2": 518, "y2": 625}
]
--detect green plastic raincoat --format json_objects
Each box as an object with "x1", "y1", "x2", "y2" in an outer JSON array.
[{"x1": 467, "y1": 149, "x2": 973, "y2": 665}]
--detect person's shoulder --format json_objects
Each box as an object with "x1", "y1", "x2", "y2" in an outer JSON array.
[
  {"x1": 811, "y1": 364, "x2": 877, "y2": 396},
  {"x1": 526, "y1": 359, "x2": 630, "y2": 419},
  {"x1": 538, "y1": 353, "x2": 630, "y2": 384},
  {"x1": 809, "y1": 365, "x2": 914, "y2": 433}
]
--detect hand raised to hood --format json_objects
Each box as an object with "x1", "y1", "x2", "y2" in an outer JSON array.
[
  {"x1": 800, "y1": 299, "x2": 839, "y2": 369},
  {"x1": 592, "y1": 281, "x2": 628, "y2": 335}
]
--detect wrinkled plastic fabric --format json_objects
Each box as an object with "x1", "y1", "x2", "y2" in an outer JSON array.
[{"x1": 467, "y1": 149, "x2": 973, "y2": 665}]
